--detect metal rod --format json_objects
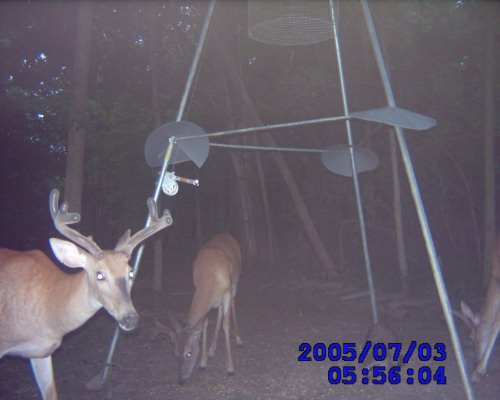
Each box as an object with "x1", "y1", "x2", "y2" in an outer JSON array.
[
  {"x1": 99, "y1": 139, "x2": 175, "y2": 386},
  {"x1": 330, "y1": 0, "x2": 378, "y2": 324},
  {"x1": 97, "y1": 0, "x2": 216, "y2": 388},
  {"x1": 98, "y1": 316, "x2": 121, "y2": 385},
  {"x1": 210, "y1": 142, "x2": 331, "y2": 153},
  {"x1": 360, "y1": 1, "x2": 474, "y2": 399},
  {"x1": 176, "y1": 114, "x2": 348, "y2": 141},
  {"x1": 176, "y1": 0, "x2": 216, "y2": 121}
]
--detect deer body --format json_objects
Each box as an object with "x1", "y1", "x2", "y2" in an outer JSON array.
[
  {"x1": 168, "y1": 233, "x2": 242, "y2": 385},
  {"x1": 0, "y1": 189, "x2": 171, "y2": 400},
  {"x1": 0, "y1": 249, "x2": 92, "y2": 359},
  {"x1": 461, "y1": 236, "x2": 500, "y2": 381}
]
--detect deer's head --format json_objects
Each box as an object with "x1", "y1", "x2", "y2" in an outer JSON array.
[{"x1": 49, "y1": 189, "x2": 172, "y2": 331}]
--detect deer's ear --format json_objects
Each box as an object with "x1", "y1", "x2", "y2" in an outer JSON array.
[
  {"x1": 461, "y1": 301, "x2": 480, "y2": 327},
  {"x1": 49, "y1": 238, "x2": 88, "y2": 269},
  {"x1": 168, "y1": 311, "x2": 185, "y2": 335},
  {"x1": 114, "y1": 229, "x2": 132, "y2": 257},
  {"x1": 152, "y1": 319, "x2": 176, "y2": 341},
  {"x1": 190, "y1": 318, "x2": 205, "y2": 338}
]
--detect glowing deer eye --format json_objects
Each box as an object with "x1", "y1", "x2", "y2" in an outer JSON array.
[
  {"x1": 186, "y1": 352, "x2": 192, "y2": 358},
  {"x1": 128, "y1": 271, "x2": 134, "y2": 279},
  {"x1": 96, "y1": 272, "x2": 105, "y2": 281}
]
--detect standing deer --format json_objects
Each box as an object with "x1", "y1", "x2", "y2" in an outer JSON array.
[
  {"x1": 460, "y1": 236, "x2": 500, "y2": 381},
  {"x1": 162, "y1": 233, "x2": 242, "y2": 385},
  {"x1": 0, "y1": 189, "x2": 172, "y2": 400}
]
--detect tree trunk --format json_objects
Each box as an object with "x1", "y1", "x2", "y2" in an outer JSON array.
[
  {"x1": 194, "y1": 170, "x2": 203, "y2": 246},
  {"x1": 147, "y1": 2, "x2": 164, "y2": 293},
  {"x1": 390, "y1": 132, "x2": 409, "y2": 295},
  {"x1": 220, "y1": 80, "x2": 258, "y2": 264},
  {"x1": 253, "y1": 135, "x2": 277, "y2": 267},
  {"x1": 64, "y1": 1, "x2": 93, "y2": 214},
  {"x1": 378, "y1": 2, "x2": 409, "y2": 295},
  {"x1": 482, "y1": 5, "x2": 496, "y2": 287},
  {"x1": 228, "y1": 145, "x2": 258, "y2": 262},
  {"x1": 212, "y1": 32, "x2": 337, "y2": 279}
]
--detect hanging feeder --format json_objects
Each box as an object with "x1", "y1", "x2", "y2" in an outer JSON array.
[{"x1": 248, "y1": 0, "x2": 334, "y2": 46}]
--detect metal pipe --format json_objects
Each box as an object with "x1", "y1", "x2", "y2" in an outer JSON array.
[
  {"x1": 97, "y1": 0, "x2": 216, "y2": 388},
  {"x1": 176, "y1": 114, "x2": 348, "y2": 141},
  {"x1": 99, "y1": 138, "x2": 175, "y2": 386},
  {"x1": 176, "y1": 0, "x2": 216, "y2": 121},
  {"x1": 330, "y1": 0, "x2": 378, "y2": 324},
  {"x1": 210, "y1": 142, "x2": 330, "y2": 153},
  {"x1": 360, "y1": 1, "x2": 474, "y2": 399}
]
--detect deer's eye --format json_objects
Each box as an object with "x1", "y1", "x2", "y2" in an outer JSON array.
[
  {"x1": 186, "y1": 352, "x2": 192, "y2": 358},
  {"x1": 96, "y1": 271, "x2": 105, "y2": 281}
]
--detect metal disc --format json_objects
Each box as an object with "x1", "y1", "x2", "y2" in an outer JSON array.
[
  {"x1": 144, "y1": 121, "x2": 210, "y2": 168},
  {"x1": 161, "y1": 173, "x2": 179, "y2": 196},
  {"x1": 350, "y1": 106, "x2": 436, "y2": 131},
  {"x1": 321, "y1": 145, "x2": 379, "y2": 177}
]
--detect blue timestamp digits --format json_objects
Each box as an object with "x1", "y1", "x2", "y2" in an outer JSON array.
[
  {"x1": 298, "y1": 341, "x2": 447, "y2": 385},
  {"x1": 326, "y1": 365, "x2": 447, "y2": 385}
]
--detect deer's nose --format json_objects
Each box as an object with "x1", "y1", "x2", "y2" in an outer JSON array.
[{"x1": 119, "y1": 312, "x2": 139, "y2": 331}]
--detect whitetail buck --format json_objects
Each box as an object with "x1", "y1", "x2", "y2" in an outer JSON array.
[
  {"x1": 160, "y1": 233, "x2": 242, "y2": 385},
  {"x1": 460, "y1": 236, "x2": 500, "y2": 382},
  {"x1": 0, "y1": 189, "x2": 171, "y2": 400}
]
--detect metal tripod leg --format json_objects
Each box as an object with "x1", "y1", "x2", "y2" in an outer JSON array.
[
  {"x1": 88, "y1": 0, "x2": 217, "y2": 391},
  {"x1": 359, "y1": 1, "x2": 474, "y2": 399}
]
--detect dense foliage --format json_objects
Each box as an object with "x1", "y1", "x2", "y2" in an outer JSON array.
[{"x1": 0, "y1": 1, "x2": 497, "y2": 295}]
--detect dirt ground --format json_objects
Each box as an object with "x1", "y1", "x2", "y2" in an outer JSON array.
[{"x1": 1, "y1": 265, "x2": 499, "y2": 400}]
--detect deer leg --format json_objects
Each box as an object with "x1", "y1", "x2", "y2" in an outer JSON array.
[
  {"x1": 209, "y1": 305, "x2": 223, "y2": 357},
  {"x1": 199, "y1": 317, "x2": 209, "y2": 369},
  {"x1": 30, "y1": 356, "x2": 57, "y2": 400},
  {"x1": 473, "y1": 313, "x2": 500, "y2": 381},
  {"x1": 222, "y1": 293, "x2": 235, "y2": 376},
  {"x1": 231, "y1": 293, "x2": 242, "y2": 346}
]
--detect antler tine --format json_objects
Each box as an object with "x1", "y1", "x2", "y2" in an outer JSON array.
[
  {"x1": 49, "y1": 189, "x2": 103, "y2": 257},
  {"x1": 115, "y1": 198, "x2": 173, "y2": 257},
  {"x1": 50, "y1": 189, "x2": 80, "y2": 224}
]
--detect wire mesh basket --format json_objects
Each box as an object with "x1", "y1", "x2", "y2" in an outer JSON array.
[{"x1": 248, "y1": 0, "x2": 334, "y2": 46}]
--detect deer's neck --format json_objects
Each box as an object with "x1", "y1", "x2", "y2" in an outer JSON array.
[
  {"x1": 49, "y1": 270, "x2": 101, "y2": 335},
  {"x1": 187, "y1": 278, "x2": 221, "y2": 328}
]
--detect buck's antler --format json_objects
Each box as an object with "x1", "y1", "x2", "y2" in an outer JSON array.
[
  {"x1": 114, "y1": 198, "x2": 173, "y2": 258},
  {"x1": 49, "y1": 189, "x2": 103, "y2": 257}
]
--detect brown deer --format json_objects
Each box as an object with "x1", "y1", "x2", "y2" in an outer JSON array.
[
  {"x1": 0, "y1": 189, "x2": 172, "y2": 399},
  {"x1": 460, "y1": 236, "x2": 500, "y2": 382},
  {"x1": 158, "y1": 234, "x2": 242, "y2": 385}
]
